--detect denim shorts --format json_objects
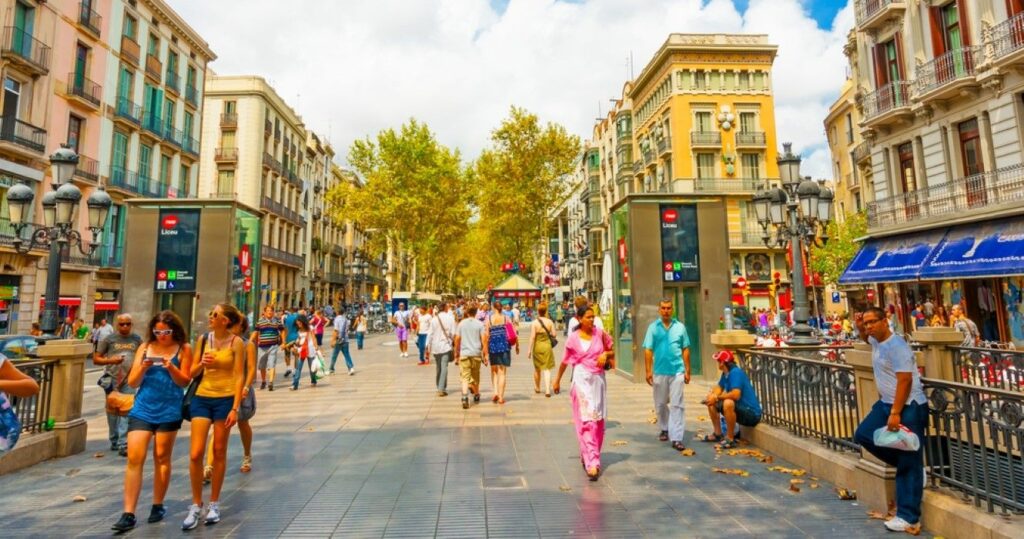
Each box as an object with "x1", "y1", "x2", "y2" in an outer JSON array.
[
  {"x1": 490, "y1": 351, "x2": 512, "y2": 367},
  {"x1": 190, "y1": 395, "x2": 234, "y2": 421},
  {"x1": 127, "y1": 417, "x2": 182, "y2": 433},
  {"x1": 716, "y1": 400, "x2": 762, "y2": 427}
]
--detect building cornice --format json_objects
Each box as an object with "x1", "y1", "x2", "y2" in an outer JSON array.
[{"x1": 142, "y1": 0, "x2": 217, "y2": 62}]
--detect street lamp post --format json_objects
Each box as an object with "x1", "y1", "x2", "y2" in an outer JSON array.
[
  {"x1": 753, "y1": 142, "x2": 834, "y2": 345},
  {"x1": 6, "y1": 145, "x2": 112, "y2": 338}
]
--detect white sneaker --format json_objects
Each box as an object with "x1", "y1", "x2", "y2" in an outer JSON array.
[
  {"x1": 923, "y1": 466, "x2": 929, "y2": 488},
  {"x1": 349, "y1": 368, "x2": 355, "y2": 375},
  {"x1": 883, "y1": 516, "x2": 913, "y2": 532},
  {"x1": 182, "y1": 503, "x2": 202, "y2": 530},
  {"x1": 205, "y1": 501, "x2": 221, "y2": 525}
]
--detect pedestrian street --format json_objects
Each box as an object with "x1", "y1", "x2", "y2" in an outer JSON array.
[{"x1": 0, "y1": 332, "x2": 924, "y2": 538}]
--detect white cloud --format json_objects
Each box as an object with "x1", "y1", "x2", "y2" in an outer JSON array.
[{"x1": 169, "y1": 0, "x2": 851, "y2": 178}]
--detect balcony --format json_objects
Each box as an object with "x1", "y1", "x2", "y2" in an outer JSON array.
[
  {"x1": 0, "y1": 218, "x2": 45, "y2": 251},
  {"x1": 729, "y1": 225, "x2": 769, "y2": 248},
  {"x1": 274, "y1": 128, "x2": 281, "y2": 142},
  {"x1": 915, "y1": 47, "x2": 980, "y2": 103},
  {"x1": 616, "y1": 160, "x2": 633, "y2": 177},
  {"x1": 690, "y1": 131, "x2": 721, "y2": 147},
  {"x1": 854, "y1": 0, "x2": 905, "y2": 33},
  {"x1": 165, "y1": 72, "x2": 180, "y2": 96},
  {"x1": 145, "y1": 53, "x2": 162, "y2": 83},
  {"x1": 264, "y1": 119, "x2": 272, "y2": 137},
  {"x1": 114, "y1": 97, "x2": 142, "y2": 127},
  {"x1": 162, "y1": 126, "x2": 183, "y2": 148},
  {"x1": 852, "y1": 140, "x2": 871, "y2": 164},
  {"x1": 185, "y1": 84, "x2": 199, "y2": 108},
  {"x1": 286, "y1": 169, "x2": 302, "y2": 189},
  {"x1": 181, "y1": 136, "x2": 199, "y2": 157},
  {"x1": 167, "y1": 181, "x2": 190, "y2": 199},
  {"x1": 331, "y1": 244, "x2": 344, "y2": 257},
  {"x1": 260, "y1": 196, "x2": 303, "y2": 225},
  {"x1": 66, "y1": 72, "x2": 102, "y2": 108},
  {"x1": 73, "y1": 155, "x2": 99, "y2": 183},
  {"x1": 78, "y1": 2, "x2": 102, "y2": 38},
  {"x1": 215, "y1": 147, "x2": 238, "y2": 163},
  {"x1": 220, "y1": 113, "x2": 237, "y2": 128},
  {"x1": 0, "y1": 117, "x2": 46, "y2": 154},
  {"x1": 262, "y1": 244, "x2": 304, "y2": 268},
  {"x1": 91, "y1": 248, "x2": 123, "y2": 269},
  {"x1": 313, "y1": 181, "x2": 322, "y2": 193},
  {"x1": 140, "y1": 112, "x2": 162, "y2": 141},
  {"x1": 119, "y1": 35, "x2": 139, "y2": 66},
  {"x1": 861, "y1": 80, "x2": 913, "y2": 127},
  {"x1": 735, "y1": 131, "x2": 766, "y2": 147},
  {"x1": 1, "y1": 27, "x2": 51, "y2": 76},
  {"x1": 656, "y1": 137, "x2": 671, "y2": 156},
  {"x1": 675, "y1": 177, "x2": 771, "y2": 194},
  {"x1": 867, "y1": 163, "x2": 1024, "y2": 230},
  {"x1": 108, "y1": 166, "x2": 167, "y2": 198},
  {"x1": 327, "y1": 272, "x2": 345, "y2": 284},
  {"x1": 60, "y1": 250, "x2": 97, "y2": 267},
  {"x1": 262, "y1": 152, "x2": 276, "y2": 171},
  {"x1": 313, "y1": 209, "x2": 322, "y2": 221},
  {"x1": 991, "y1": 12, "x2": 1024, "y2": 68}
]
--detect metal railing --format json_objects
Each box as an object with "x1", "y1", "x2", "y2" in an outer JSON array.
[
  {"x1": 991, "y1": 12, "x2": 1024, "y2": 62},
  {"x1": 867, "y1": 163, "x2": 1024, "y2": 228},
  {"x1": 327, "y1": 272, "x2": 345, "y2": 284},
  {"x1": 916, "y1": 47, "x2": 980, "y2": 96},
  {"x1": 74, "y1": 154, "x2": 99, "y2": 183},
  {"x1": 951, "y1": 346, "x2": 1024, "y2": 392},
  {"x1": 91, "y1": 248, "x2": 123, "y2": 268},
  {"x1": 729, "y1": 225, "x2": 768, "y2": 247},
  {"x1": 2, "y1": 26, "x2": 51, "y2": 72},
  {"x1": 140, "y1": 111, "x2": 162, "y2": 135},
  {"x1": 262, "y1": 244, "x2": 304, "y2": 267},
  {"x1": 67, "y1": 72, "x2": 101, "y2": 106},
  {"x1": 264, "y1": 119, "x2": 272, "y2": 136},
  {"x1": 220, "y1": 113, "x2": 237, "y2": 127},
  {"x1": 109, "y1": 166, "x2": 166, "y2": 197},
  {"x1": 690, "y1": 131, "x2": 721, "y2": 145},
  {"x1": 181, "y1": 136, "x2": 199, "y2": 156},
  {"x1": 852, "y1": 140, "x2": 871, "y2": 163},
  {"x1": 215, "y1": 147, "x2": 238, "y2": 161},
  {"x1": 862, "y1": 80, "x2": 912, "y2": 121},
  {"x1": 165, "y1": 72, "x2": 180, "y2": 94},
  {"x1": 145, "y1": 53, "x2": 161, "y2": 82},
  {"x1": 61, "y1": 250, "x2": 98, "y2": 266},
  {"x1": 855, "y1": 0, "x2": 902, "y2": 25},
  {"x1": 79, "y1": 2, "x2": 102, "y2": 36},
  {"x1": 185, "y1": 84, "x2": 199, "y2": 107},
  {"x1": 115, "y1": 97, "x2": 142, "y2": 125},
  {"x1": 0, "y1": 116, "x2": 46, "y2": 153},
  {"x1": 0, "y1": 216, "x2": 43, "y2": 248},
  {"x1": 10, "y1": 358, "x2": 56, "y2": 434},
  {"x1": 736, "y1": 131, "x2": 766, "y2": 146},
  {"x1": 642, "y1": 149, "x2": 654, "y2": 165},
  {"x1": 692, "y1": 177, "x2": 768, "y2": 193},
  {"x1": 162, "y1": 125, "x2": 182, "y2": 148},
  {"x1": 656, "y1": 137, "x2": 671, "y2": 154}
]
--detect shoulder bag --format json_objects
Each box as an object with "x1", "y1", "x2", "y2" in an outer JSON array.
[
  {"x1": 504, "y1": 315, "x2": 518, "y2": 347},
  {"x1": 539, "y1": 318, "x2": 558, "y2": 348},
  {"x1": 182, "y1": 334, "x2": 207, "y2": 422}
]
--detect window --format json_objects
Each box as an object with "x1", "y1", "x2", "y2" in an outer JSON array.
[
  {"x1": 2, "y1": 78, "x2": 22, "y2": 121},
  {"x1": 898, "y1": 142, "x2": 917, "y2": 192},
  {"x1": 167, "y1": 50, "x2": 178, "y2": 77},
  {"x1": 695, "y1": 111, "x2": 712, "y2": 132},
  {"x1": 958, "y1": 119, "x2": 983, "y2": 176},
  {"x1": 845, "y1": 113, "x2": 854, "y2": 143},
  {"x1": 855, "y1": 192, "x2": 862, "y2": 211},
  {"x1": 186, "y1": 65, "x2": 197, "y2": 90},
  {"x1": 178, "y1": 165, "x2": 190, "y2": 195},
  {"x1": 123, "y1": 14, "x2": 137, "y2": 40},
  {"x1": 217, "y1": 170, "x2": 235, "y2": 194},
  {"x1": 221, "y1": 130, "x2": 235, "y2": 148},
  {"x1": 183, "y1": 111, "x2": 193, "y2": 139},
  {"x1": 693, "y1": 70, "x2": 706, "y2": 90},
  {"x1": 139, "y1": 144, "x2": 152, "y2": 178},
  {"x1": 751, "y1": 71, "x2": 765, "y2": 89},
  {"x1": 117, "y1": 65, "x2": 133, "y2": 100},
  {"x1": 13, "y1": 1, "x2": 34, "y2": 42},
  {"x1": 741, "y1": 154, "x2": 761, "y2": 179},
  {"x1": 73, "y1": 43, "x2": 89, "y2": 89},
  {"x1": 112, "y1": 131, "x2": 128, "y2": 177},
  {"x1": 738, "y1": 71, "x2": 750, "y2": 90},
  {"x1": 104, "y1": 204, "x2": 125, "y2": 264},
  {"x1": 143, "y1": 83, "x2": 160, "y2": 120},
  {"x1": 159, "y1": 154, "x2": 171, "y2": 185},
  {"x1": 147, "y1": 33, "x2": 159, "y2": 57},
  {"x1": 163, "y1": 98, "x2": 174, "y2": 131},
  {"x1": 941, "y1": 3, "x2": 962, "y2": 52},
  {"x1": 739, "y1": 112, "x2": 756, "y2": 133},
  {"x1": 696, "y1": 153, "x2": 715, "y2": 178},
  {"x1": 67, "y1": 115, "x2": 83, "y2": 153},
  {"x1": 224, "y1": 100, "x2": 236, "y2": 114}
]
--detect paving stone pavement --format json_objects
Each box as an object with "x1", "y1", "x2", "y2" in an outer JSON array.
[{"x1": 0, "y1": 330, "x2": 930, "y2": 538}]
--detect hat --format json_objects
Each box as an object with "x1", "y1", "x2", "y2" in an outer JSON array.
[{"x1": 713, "y1": 350, "x2": 735, "y2": 363}]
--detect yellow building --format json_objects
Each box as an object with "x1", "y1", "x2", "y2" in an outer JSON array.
[{"x1": 590, "y1": 34, "x2": 790, "y2": 309}]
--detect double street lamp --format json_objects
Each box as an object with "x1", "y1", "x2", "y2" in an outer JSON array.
[
  {"x1": 6, "y1": 145, "x2": 112, "y2": 338},
  {"x1": 752, "y1": 142, "x2": 834, "y2": 345},
  {"x1": 346, "y1": 255, "x2": 369, "y2": 302}
]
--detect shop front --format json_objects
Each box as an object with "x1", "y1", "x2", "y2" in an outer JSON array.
[{"x1": 840, "y1": 216, "x2": 1024, "y2": 346}]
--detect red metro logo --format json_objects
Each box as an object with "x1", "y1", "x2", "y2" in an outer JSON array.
[
  {"x1": 661, "y1": 208, "x2": 679, "y2": 229},
  {"x1": 160, "y1": 214, "x2": 180, "y2": 236}
]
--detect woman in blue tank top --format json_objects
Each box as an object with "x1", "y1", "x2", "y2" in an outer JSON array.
[{"x1": 112, "y1": 310, "x2": 193, "y2": 533}]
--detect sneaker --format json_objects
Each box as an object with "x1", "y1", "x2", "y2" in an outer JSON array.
[
  {"x1": 182, "y1": 503, "x2": 202, "y2": 530},
  {"x1": 329, "y1": 369, "x2": 336, "y2": 375},
  {"x1": 473, "y1": 392, "x2": 481, "y2": 403},
  {"x1": 111, "y1": 512, "x2": 136, "y2": 532},
  {"x1": 110, "y1": 443, "x2": 118, "y2": 451},
  {"x1": 284, "y1": 369, "x2": 293, "y2": 378},
  {"x1": 147, "y1": 504, "x2": 166, "y2": 523},
  {"x1": 118, "y1": 446, "x2": 128, "y2": 457},
  {"x1": 205, "y1": 502, "x2": 221, "y2": 525},
  {"x1": 349, "y1": 368, "x2": 355, "y2": 375},
  {"x1": 268, "y1": 383, "x2": 274, "y2": 391},
  {"x1": 462, "y1": 396, "x2": 470, "y2": 409},
  {"x1": 260, "y1": 381, "x2": 267, "y2": 390},
  {"x1": 289, "y1": 386, "x2": 298, "y2": 391},
  {"x1": 438, "y1": 391, "x2": 448, "y2": 397},
  {"x1": 883, "y1": 516, "x2": 913, "y2": 532}
]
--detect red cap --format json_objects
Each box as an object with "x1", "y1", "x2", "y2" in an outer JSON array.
[{"x1": 713, "y1": 350, "x2": 734, "y2": 363}]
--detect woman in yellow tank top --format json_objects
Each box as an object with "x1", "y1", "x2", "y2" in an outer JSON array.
[{"x1": 183, "y1": 304, "x2": 244, "y2": 530}]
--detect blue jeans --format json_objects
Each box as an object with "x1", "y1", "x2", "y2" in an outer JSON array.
[
  {"x1": 854, "y1": 400, "x2": 928, "y2": 524},
  {"x1": 331, "y1": 341, "x2": 353, "y2": 371},
  {"x1": 434, "y1": 351, "x2": 452, "y2": 392},
  {"x1": 356, "y1": 332, "x2": 365, "y2": 350},
  {"x1": 292, "y1": 359, "x2": 318, "y2": 389},
  {"x1": 416, "y1": 333, "x2": 427, "y2": 363},
  {"x1": 107, "y1": 412, "x2": 128, "y2": 450}
]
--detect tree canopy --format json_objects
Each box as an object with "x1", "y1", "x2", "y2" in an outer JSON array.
[{"x1": 809, "y1": 211, "x2": 867, "y2": 286}]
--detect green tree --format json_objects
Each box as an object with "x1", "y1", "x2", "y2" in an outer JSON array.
[{"x1": 809, "y1": 210, "x2": 867, "y2": 286}]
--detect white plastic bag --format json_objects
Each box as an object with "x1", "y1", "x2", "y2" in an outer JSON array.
[
  {"x1": 311, "y1": 354, "x2": 326, "y2": 379},
  {"x1": 873, "y1": 425, "x2": 920, "y2": 452}
]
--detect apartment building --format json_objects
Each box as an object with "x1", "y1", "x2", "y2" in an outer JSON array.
[
  {"x1": 198, "y1": 75, "x2": 306, "y2": 309},
  {"x1": 547, "y1": 152, "x2": 587, "y2": 298},
  {"x1": 838, "y1": 0, "x2": 1024, "y2": 345}
]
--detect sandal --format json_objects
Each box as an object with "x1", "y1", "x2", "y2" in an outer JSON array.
[
  {"x1": 658, "y1": 430, "x2": 669, "y2": 442},
  {"x1": 671, "y1": 441, "x2": 688, "y2": 451},
  {"x1": 586, "y1": 466, "x2": 600, "y2": 481},
  {"x1": 698, "y1": 433, "x2": 723, "y2": 443},
  {"x1": 717, "y1": 438, "x2": 738, "y2": 449},
  {"x1": 240, "y1": 455, "x2": 252, "y2": 473}
]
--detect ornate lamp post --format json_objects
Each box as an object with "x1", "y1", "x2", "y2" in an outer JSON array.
[
  {"x1": 753, "y1": 143, "x2": 834, "y2": 345},
  {"x1": 6, "y1": 145, "x2": 112, "y2": 338}
]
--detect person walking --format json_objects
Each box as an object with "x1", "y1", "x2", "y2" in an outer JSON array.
[
  {"x1": 354, "y1": 310, "x2": 367, "y2": 350},
  {"x1": 110, "y1": 311, "x2": 193, "y2": 533},
  {"x1": 486, "y1": 300, "x2": 517, "y2": 404},
  {"x1": 427, "y1": 302, "x2": 456, "y2": 396},
  {"x1": 183, "y1": 304, "x2": 245, "y2": 530},
  {"x1": 416, "y1": 305, "x2": 433, "y2": 366},
  {"x1": 203, "y1": 316, "x2": 258, "y2": 476},
  {"x1": 330, "y1": 309, "x2": 354, "y2": 375},
  {"x1": 951, "y1": 304, "x2": 980, "y2": 346},
  {"x1": 310, "y1": 310, "x2": 327, "y2": 348},
  {"x1": 282, "y1": 308, "x2": 299, "y2": 377},
  {"x1": 528, "y1": 302, "x2": 557, "y2": 397},
  {"x1": 94, "y1": 313, "x2": 143, "y2": 456},
  {"x1": 254, "y1": 306, "x2": 285, "y2": 391},
  {"x1": 454, "y1": 304, "x2": 488, "y2": 409},
  {"x1": 290, "y1": 316, "x2": 319, "y2": 390},
  {"x1": 853, "y1": 307, "x2": 928, "y2": 534},
  {"x1": 553, "y1": 305, "x2": 614, "y2": 481},
  {"x1": 392, "y1": 302, "x2": 412, "y2": 358},
  {"x1": 643, "y1": 298, "x2": 692, "y2": 452}
]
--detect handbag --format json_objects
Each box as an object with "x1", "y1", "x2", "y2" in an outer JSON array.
[
  {"x1": 105, "y1": 391, "x2": 135, "y2": 416},
  {"x1": 0, "y1": 390, "x2": 21, "y2": 454},
  {"x1": 299, "y1": 334, "x2": 310, "y2": 360},
  {"x1": 238, "y1": 385, "x2": 256, "y2": 421},
  {"x1": 505, "y1": 318, "x2": 518, "y2": 347},
  {"x1": 182, "y1": 334, "x2": 208, "y2": 422},
  {"x1": 539, "y1": 318, "x2": 558, "y2": 348}
]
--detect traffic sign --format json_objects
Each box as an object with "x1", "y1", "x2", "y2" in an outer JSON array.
[
  {"x1": 736, "y1": 277, "x2": 747, "y2": 289},
  {"x1": 832, "y1": 291, "x2": 841, "y2": 304}
]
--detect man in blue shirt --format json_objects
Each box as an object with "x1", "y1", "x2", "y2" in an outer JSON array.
[
  {"x1": 853, "y1": 306, "x2": 927, "y2": 534},
  {"x1": 283, "y1": 308, "x2": 299, "y2": 378},
  {"x1": 700, "y1": 350, "x2": 761, "y2": 449},
  {"x1": 642, "y1": 299, "x2": 692, "y2": 452}
]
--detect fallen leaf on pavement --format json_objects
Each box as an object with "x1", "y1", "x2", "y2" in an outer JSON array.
[
  {"x1": 72, "y1": 495, "x2": 87, "y2": 502},
  {"x1": 810, "y1": 483, "x2": 820, "y2": 489},
  {"x1": 712, "y1": 467, "x2": 750, "y2": 477},
  {"x1": 679, "y1": 448, "x2": 695, "y2": 457},
  {"x1": 612, "y1": 440, "x2": 628, "y2": 446},
  {"x1": 789, "y1": 479, "x2": 803, "y2": 493},
  {"x1": 92, "y1": 452, "x2": 104, "y2": 458},
  {"x1": 767, "y1": 466, "x2": 807, "y2": 476},
  {"x1": 811, "y1": 476, "x2": 819, "y2": 481},
  {"x1": 307, "y1": 427, "x2": 315, "y2": 431},
  {"x1": 647, "y1": 416, "x2": 657, "y2": 424},
  {"x1": 835, "y1": 488, "x2": 857, "y2": 500},
  {"x1": 558, "y1": 485, "x2": 572, "y2": 492},
  {"x1": 681, "y1": 476, "x2": 690, "y2": 482},
  {"x1": 725, "y1": 448, "x2": 773, "y2": 463},
  {"x1": 866, "y1": 510, "x2": 890, "y2": 520},
  {"x1": 697, "y1": 415, "x2": 708, "y2": 422}
]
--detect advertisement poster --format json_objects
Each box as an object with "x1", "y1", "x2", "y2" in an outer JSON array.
[
  {"x1": 660, "y1": 204, "x2": 699, "y2": 282},
  {"x1": 154, "y1": 209, "x2": 200, "y2": 292}
]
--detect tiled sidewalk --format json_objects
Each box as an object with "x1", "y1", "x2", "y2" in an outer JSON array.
[{"x1": 0, "y1": 332, "x2": 923, "y2": 538}]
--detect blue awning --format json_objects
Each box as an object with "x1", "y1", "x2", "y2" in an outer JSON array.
[
  {"x1": 919, "y1": 217, "x2": 1024, "y2": 279},
  {"x1": 838, "y1": 230, "x2": 947, "y2": 284}
]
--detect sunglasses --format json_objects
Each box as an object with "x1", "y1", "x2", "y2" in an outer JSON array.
[
  {"x1": 118, "y1": 322, "x2": 133, "y2": 327},
  {"x1": 152, "y1": 329, "x2": 174, "y2": 337},
  {"x1": 208, "y1": 311, "x2": 221, "y2": 319}
]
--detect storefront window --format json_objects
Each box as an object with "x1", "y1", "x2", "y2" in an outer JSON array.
[
  {"x1": 612, "y1": 207, "x2": 632, "y2": 374},
  {"x1": 232, "y1": 209, "x2": 261, "y2": 318}
]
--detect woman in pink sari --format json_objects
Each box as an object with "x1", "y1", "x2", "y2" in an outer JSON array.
[{"x1": 553, "y1": 306, "x2": 615, "y2": 480}]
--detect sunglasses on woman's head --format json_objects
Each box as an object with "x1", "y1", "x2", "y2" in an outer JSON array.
[{"x1": 152, "y1": 329, "x2": 174, "y2": 337}]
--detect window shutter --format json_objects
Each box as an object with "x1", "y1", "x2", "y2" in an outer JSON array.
[
  {"x1": 872, "y1": 43, "x2": 887, "y2": 86},
  {"x1": 929, "y1": 6, "x2": 947, "y2": 56},
  {"x1": 894, "y1": 32, "x2": 906, "y2": 81},
  {"x1": 957, "y1": 0, "x2": 972, "y2": 47}
]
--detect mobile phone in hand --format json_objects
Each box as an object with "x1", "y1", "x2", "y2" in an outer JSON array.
[{"x1": 148, "y1": 356, "x2": 165, "y2": 367}]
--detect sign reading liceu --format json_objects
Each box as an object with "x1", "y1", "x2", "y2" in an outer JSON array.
[
  {"x1": 154, "y1": 209, "x2": 200, "y2": 292},
  {"x1": 660, "y1": 204, "x2": 699, "y2": 282}
]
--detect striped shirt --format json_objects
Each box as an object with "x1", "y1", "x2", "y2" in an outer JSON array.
[{"x1": 255, "y1": 317, "x2": 283, "y2": 348}]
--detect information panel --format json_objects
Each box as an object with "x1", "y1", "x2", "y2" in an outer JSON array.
[
  {"x1": 154, "y1": 209, "x2": 200, "y2": 292},
  {"x1": 660, "y1": 204, "x2": 699, "y2": 282}
]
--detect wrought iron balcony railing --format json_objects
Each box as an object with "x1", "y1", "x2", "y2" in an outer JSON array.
[
  {"x1": 67, "y1": 72, "x2": 101, "y2": 107},
  {"x1": 915, "y1": 47, "x2": 980, "y2": 96},
  {"x1": 861, "y1": 80, "x2": 912, "y2": 122},
  {"x1": 1, "y1": 26, "x2": 51, "y2": 73},
  {"x1": 0, "y1": 116, "x2": 46, "y2": 153},
  {"x1": 79, "y1": 2, "x2": 102, "y2": 36}
]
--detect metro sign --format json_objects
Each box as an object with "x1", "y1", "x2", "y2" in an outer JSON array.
[{"x1": 662, "y1": 208, "x2": 678, "y2": 222}]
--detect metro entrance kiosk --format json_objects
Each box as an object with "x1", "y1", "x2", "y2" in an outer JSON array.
[{"x1": 608, "y1": 194, "x2": 732, "y2": 382}]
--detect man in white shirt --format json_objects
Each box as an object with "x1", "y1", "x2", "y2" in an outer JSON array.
[
  {"x1": 391, "y1": 303, "x2": 411, "y2": 358},
  {"x1": 567, "y1": 296, "x2": 604, "y2": 333},
  {"x1": 416, "y1": 306, "x2": 433, "y2": 366},
  {"x1": 427, "y1": 303, "x2": 457, "y2": 396},
  {"x1": 511, "y1": 305, "x2": 521, "y2": 326}
]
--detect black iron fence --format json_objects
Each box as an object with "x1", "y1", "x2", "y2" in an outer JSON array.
[
  {"x1": 950, "y1": 346, "x2": 1024, "y2": 392},
  {"x1": 740, "y1": 348, "x2": 860, "y2": 453},
  {"x1": 10, "y1": 358, "x2": 56, "y2": 434}
]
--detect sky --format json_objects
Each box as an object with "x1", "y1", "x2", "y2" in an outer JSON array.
[{"x1": 169, "y1": 0, "x2": 853, "y2": 179}]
